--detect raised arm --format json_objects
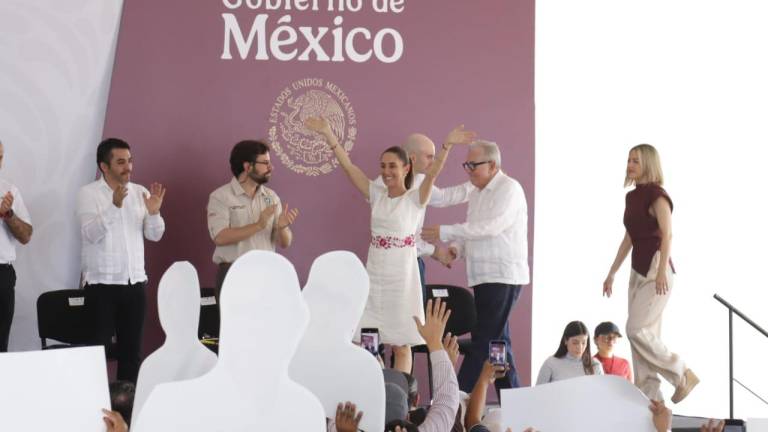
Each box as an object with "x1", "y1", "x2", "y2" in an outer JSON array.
[
  {"x1": 305, "y1": 116, "x2": 371, "y2": 199},
  {"x1": 419, "y1": 125, "x2": 476, "y2": 205},
  {"x1": 602, "y1": 231, "x2": 632, "y2": 298}
]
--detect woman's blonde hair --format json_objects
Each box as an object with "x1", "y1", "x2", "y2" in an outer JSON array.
[{"x1": 624, "y1": 143, "x2": 664, "y2": 187}]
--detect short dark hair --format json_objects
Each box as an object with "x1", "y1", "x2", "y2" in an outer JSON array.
[
  {"x1": 109, "y1": 380, "x2": 136, "y2": 426},
  {"x1": 230, "y1": 140, "x2": 270, "y2": 177},
  {"x1": 385, "y1": 419, "x2": 419, "y2": 432},
  {"x1": 97, "y1": 138, "x2": 130, "y2": 173}
]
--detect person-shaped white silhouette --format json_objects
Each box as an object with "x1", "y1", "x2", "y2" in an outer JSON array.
[{"x1": 132, "y1": 251, "x2": 325, "y2": 432}]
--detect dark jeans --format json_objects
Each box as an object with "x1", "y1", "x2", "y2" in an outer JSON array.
[
  {"x1": 85, "y1": 282, "x2": 146, "y2": 383},
  {"x1": 0, "y1": 264, "x2": 16, "y2": 352},
  {"x1": 457, "y1": 283, "x2": 523, "y2": 392},
  {"x1": 417, "y1": 257, "x2": 426, "y2": 305},
  {"x1": 215, "y1": 263, "x2": 231, "y2": 303}
]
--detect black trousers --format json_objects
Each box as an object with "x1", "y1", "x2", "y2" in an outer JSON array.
[
  {"x1": 85, "y1": 282, "x2": 146, "y2": 383},
  {"x1": 0, "y1": 264, "x2": 16, "y2": 352},
  {"x1": 457, "y1": 283, "x2": 523, "y2": 392}
]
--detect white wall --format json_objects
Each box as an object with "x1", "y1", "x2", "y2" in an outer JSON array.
[
  {"x1": 0, "y1": 0, "x2": 123, "y2": 351},
  {"x1": 535, "y1": 0, "x2": 768, "y2": 419}
]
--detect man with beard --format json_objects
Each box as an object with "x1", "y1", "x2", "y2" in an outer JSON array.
[
  {"x1": 207, "y1": 140, "x2": 299, "y2": 299},
  {"x1": 78, "y1": 138, "x2": 166, "y2": 382}
]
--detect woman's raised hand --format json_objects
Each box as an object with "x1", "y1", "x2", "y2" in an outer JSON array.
[
  {"x1": 443, "y1": 124, "x2": 477, "y2": 148},
  {"x1": 304, "y1": 116, "x2": 332, "y2": 137}
]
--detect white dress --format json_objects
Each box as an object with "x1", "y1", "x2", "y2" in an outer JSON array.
[{"x1": 357, "y1": 181, "x2": 426, "y2": 346}]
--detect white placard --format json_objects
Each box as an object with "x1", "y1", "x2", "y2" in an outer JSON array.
[
  {"x1": 432, "y1": 288, "x2": 449, "y2": 298},
  {"x1": 200, "y1": 296, "x2": 216, "y2": 306},
  {"x1": 0, "y1": 346, "x2": 110, "y2": 430},
  {"x1": 501, "y1": 375, "x2": 655, "y2": 432},
  {"x1": 68, "y1": 297, "x2": 85, "y2": 307}
]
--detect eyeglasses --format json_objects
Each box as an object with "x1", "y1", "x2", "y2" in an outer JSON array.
[
  {"x1": 252, "y1": 160, "x2": 272, "y2": 167},
  {"x1": 462, "y1": 160, "x2": 491, "y2": 171}
]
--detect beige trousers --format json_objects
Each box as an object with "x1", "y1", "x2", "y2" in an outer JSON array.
[{"x1": 626, "y1": 251, "x2": 686, "y2": 400}]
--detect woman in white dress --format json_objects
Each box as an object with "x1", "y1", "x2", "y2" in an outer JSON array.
[{"x1": 305, "y1": 116, "x2": 475, "y2": 372}]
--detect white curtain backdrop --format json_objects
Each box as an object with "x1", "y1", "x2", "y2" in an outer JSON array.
[{"x1": 0, "y1": 0, "x2": 124, "y2": 351}]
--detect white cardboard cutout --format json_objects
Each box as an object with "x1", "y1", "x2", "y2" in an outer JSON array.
[
  {"x1": 133, "y1": 261, "x2": 218, "y2": 419},
  {"x1": 0, "y1": 346, "x2": 109, "y2": 430},
  {"x1": 133, "y1": 251, "x2": 325, "y2": 432},
  {"x1": 290, "y1": 250, "x2": 385, "y2": 432},
  {"x1": 501, "y1": 375, "x2": 655, "y2": 432}
]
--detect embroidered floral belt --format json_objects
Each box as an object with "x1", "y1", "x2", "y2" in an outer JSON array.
[{"x1": 370, "y1": 234, "x2": 416, "y2": 249}]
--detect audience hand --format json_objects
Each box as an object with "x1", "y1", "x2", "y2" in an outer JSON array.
[
  {"x1": 480, "y1": 360, "x2": 510, "y2": 384},
  {"x1": 700, "y1": 419, "x2": 725, "y2": 432},
  {"x1": 102, "y1": 409, "x2": 128, "y2": 432},
  {"x1": 442, "y1": 332, "x2": 460, "y2": 369},
  {"x1": 649, "y1": 400, "x2": 672, "y2": 432},
  {"x1": 421, "y1": 226, "x2": 441, "y2": 244},
  {"x1": 414, "y1": 298, "x2": 451, "y2": 352},
  {"x1": 335, "y1": 402, "x2": 363, "y2": 432}
]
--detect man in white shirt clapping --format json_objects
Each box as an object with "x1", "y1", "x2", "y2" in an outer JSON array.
[
  {"x1": 0, "y1": 140, "x2": 33, "y2": 352},
  {"x1": 77, "y1": 138, "x2": 166, "y2": 382},
  {"x1": 422, "y1": 140, "x2": 529, "y2": 392}
]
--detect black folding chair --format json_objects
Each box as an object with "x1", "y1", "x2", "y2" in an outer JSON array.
[
  {"x1": 36, "y1": 289, "x2": 97, "y2": 349},
  {"x1": 198, "y1": 287, "x2": 220, "y2": 354},
  {"x1": 413, "y1": 284, "x2": 477, "y2": 399}
]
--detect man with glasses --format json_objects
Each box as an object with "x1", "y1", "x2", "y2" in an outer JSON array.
[
  {"x1": 421, "y1": 140, "x2": 529, "y2": 393},
  {"x1": 594, "y1": 321, "x2": 632, "y2": 382},
  {"x1": 207, "y1": 140, "x2": 299, "y2": 299}
]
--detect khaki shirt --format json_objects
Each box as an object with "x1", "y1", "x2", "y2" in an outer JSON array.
[{"x1": 207, "y1": 177, "x2": 282, "y2": 264}]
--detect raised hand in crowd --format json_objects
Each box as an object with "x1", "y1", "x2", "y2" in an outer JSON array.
[
  {"x1": 112, "y1": 184, "x2": 129, "y2": 208},
  {"x1": 335, "y1": 401, "x2": 363, "y2": 432},
  {"x1": 277, "y1": 202, "x2": 299, "y2": 229},
  {"x1": 649, "y1": 400, "x2": 672, "y2": 432},
  {"x1": 414, "y1": 298, "x2": 451, "y2": 353},
  {"x1": 102, "y1": 409, "x2": 128, "y2": 432},
  {"x1": 442, "y1": 124, "x2": 477, "y2": 150},
  {"x1": 700, "y1": 419, "x2": 725, "y2": 432},
  {"x1": 143, "y1": 182, "x2": 166, "y2": 215},
  {"x1": 431, "y1": 246, "x2": 456, "y2": 268},
  {"x1": 0, "y1": 191, "x2": 13, "y2": 215},
  {"x1": 443, "y1": 332, "x2": 460, "y2": 370}
]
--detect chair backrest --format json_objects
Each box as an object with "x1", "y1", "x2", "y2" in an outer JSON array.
[
  {"x1": 425, "y1": 284, "x2": 477, "y2": 336},
  {"x1": 198, "y1": 288, "x2": 220, "y2": 340},
  {"x1": 36, "y1": 289, "x2": 96, "y2": 348}
]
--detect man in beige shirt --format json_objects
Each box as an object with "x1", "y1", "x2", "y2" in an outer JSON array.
[{"x1": 207, "y1": 140, "x2": 299, "y2": 298}]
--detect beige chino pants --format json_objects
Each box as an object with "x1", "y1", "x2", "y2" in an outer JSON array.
[{"x1": 626, "y1": 251, "x2": 686, "y2": 400}]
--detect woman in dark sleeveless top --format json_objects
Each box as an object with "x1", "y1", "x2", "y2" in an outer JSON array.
[{"x1": 602, "y1": 144, "x2": 698, "y2": 404}]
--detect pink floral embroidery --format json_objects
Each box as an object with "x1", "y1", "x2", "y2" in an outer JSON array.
[{"x1": 371, "y1": 234, "x2": 416, "y2": 249}]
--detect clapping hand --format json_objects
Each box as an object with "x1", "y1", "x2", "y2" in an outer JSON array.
[
  {"x1": 421, "y1": 225, "x2": 441, "y2": 244},
  {"x1": 143, "y1": 182, "x2": 166, "y2": 215},
  {"x1": 277, "y1": 203, "x2": 299, "y2": 229},
  {"x1": 0, "y1": 192, "x2": 13, "y2": 215},
  {"x1": 432, "y1": 246, "x2": 457, "y2": 268}
]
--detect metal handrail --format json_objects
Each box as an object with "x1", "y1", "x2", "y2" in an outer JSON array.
[{"x1": 713, "y1": 294, "x2": 768, "y2": 419}]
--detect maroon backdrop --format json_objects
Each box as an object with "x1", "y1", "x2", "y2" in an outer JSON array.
[{"x1": 103, "y1": 0, "x2": 535, "y2": 386}]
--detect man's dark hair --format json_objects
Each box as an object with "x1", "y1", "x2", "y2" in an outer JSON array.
[
  {"x1": 109, "y1": 380, "x2": 136, "y2": 426},
  {"x1": 97, "y1": 138, "x2": 130, "y2": 173},
  {"x1": 385, "y1": 419, "x2": 419, "y2": 432},
  {"x1": 229, "y1": 140, "x2": 270, "y2": 177}
]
